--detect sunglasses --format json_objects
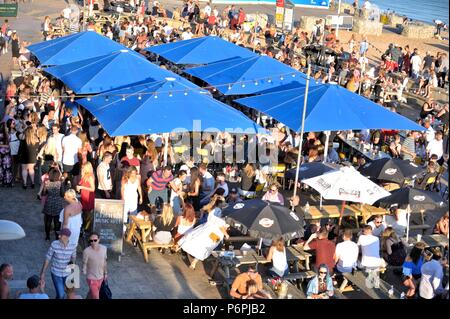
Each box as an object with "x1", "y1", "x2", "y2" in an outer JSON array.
[
  {"x1": 89, "y1": 239, "x2": 98, "y2": 243},
  {"x1": 319, "y1": 271, "x2": 327, "y2": 274},
  {"x1": 375, "y1": 221, "x2": 382, "y2": 224}
]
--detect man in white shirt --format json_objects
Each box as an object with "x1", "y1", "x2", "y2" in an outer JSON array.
[
  {"x1": 423, "y1": 118, "x2": 435, "y2": 143},
  {"x1": 203, "y1": 3, "x2": 211, "y2": 16},
  {"x1": 199, "y1": 163, "x2": 215, "y2": 201},
  {"x1": 50, "y1": 124, "x2": 64, "y2": 169},
  {"x1": 410, "y1": 49, "x2": 422, "y2": 79},
  {"x1": 384, "y1": 207, "x2": 408, "y2": 237},
  {"x1": 368, "y1": 215, "x2": 386, "y2": 237},
  {"x1": 96, "y1": 152, "x2": 113, "y2": 199},
  {"x1": 163, "y1": 23, "x2": 173, "y2": 36},
  {"x1": 419, "y1": 248, "x2": 444, "y2": 299},
  {"x1": 357, "y1": 225, "x2": 383, "y2": 269},
  {"x1": 426, "y1": 130, "x2": 444, "y2": 160},
  {"x1": 61, "y1": 126, "x2": 82, "y2": 174},
  {"x1": 181, "y1": 27, "x2": 193, "y2": 40},
  {"x1": 334, "y1": 229, "x2": 359, "y2": 273}
]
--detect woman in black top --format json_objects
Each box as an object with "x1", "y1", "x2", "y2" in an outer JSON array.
[
  {"x1": 239, "y1": 163, "x2": 256, "y2": 198},
  {"x1": 153, "y1": 203, "x2": 176, "y2": 245},
  {"x1": 11, "y1": 32, "x2": 20, "y2": 65},
  {"x1": 18, "y1": 127, "x2": 39, "y2": 189},
  {"x1": 420, "y1": 98, "x2": 435, "y2": 120}
]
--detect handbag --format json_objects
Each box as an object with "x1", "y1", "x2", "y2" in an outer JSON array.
[{"x1": 99, "y1": 279, "x2": 112, "y2": 300}]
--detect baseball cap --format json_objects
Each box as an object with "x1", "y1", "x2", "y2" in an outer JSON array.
[
  {"x1": 230, "y1": 188, "x2": 238, "y2": 194},
  {"x1": 26, "y1": 275, "x2": 40, "y2": 289},
  {"x1": 57, "y1": 228, "x2": 71, "y2": 237}
]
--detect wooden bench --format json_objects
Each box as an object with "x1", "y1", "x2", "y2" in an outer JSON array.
[
  {"x1": 126, "y1": 216, "x2": 175, "y2": 263},
  {"x1": 409, "y1": 224, "x2": 431, "y2": 233},
  {"x1": 283, "y1": 270, "x2": 316, "y2": 289},
  {"x1": 342, "y1": 271, "x2": 400, "y2": 299}
]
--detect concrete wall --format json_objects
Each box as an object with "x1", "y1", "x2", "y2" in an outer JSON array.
[
  {"x1": 353, "y1": 19, "x2": 383, "y2": 36},
  {"x1": 401, "y1": 24, "x2": 435, "y2": 39}
]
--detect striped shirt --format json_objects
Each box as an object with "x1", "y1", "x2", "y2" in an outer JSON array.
[
  {"x1": 149, "y1": 170, "x2": 173, "y2": 191},
  {"x1": 45, "y1": 240, "x2": 77, "y2": 277},
  {"x1": 401, "y1": 137, "x2": 415, "y2": 161}
]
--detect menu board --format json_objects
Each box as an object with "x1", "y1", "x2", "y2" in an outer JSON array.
[{"x1": 93, "y1": 199, "x2": 125, "y2": 259}]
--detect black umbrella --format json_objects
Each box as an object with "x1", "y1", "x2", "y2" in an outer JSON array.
[
  {"x1": 358, "y1": 158, "x2": 425, "y2": 184},
  {"x1": 285, "y1": 162, "x2": 339, "y2": 180},
  {"x1": 222, "y1": 199, "x2": 304, "y2": 241},
  {"x1": 374, "y1": 187, "x2": 444, "y2": 211}
]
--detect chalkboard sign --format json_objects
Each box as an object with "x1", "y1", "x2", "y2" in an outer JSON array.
[
  {"x1": 0, "y1": 3, "x2": 18, "y2": 17},
  {"x1": 93, "y1": 199, "x2": 125, "y2": 260}
]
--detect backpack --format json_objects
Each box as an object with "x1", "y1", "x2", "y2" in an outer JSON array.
[
  {"x1": 388, "y1": 241, "x2": 407, "y2": 266},
  {"x1": 316, "y1": 25, "x2": 323, "y2": 37},
  {"x1": 0, "y1": 36, "x2": 5, "y2": 46}
]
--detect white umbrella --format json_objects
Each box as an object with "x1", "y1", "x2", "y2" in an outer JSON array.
[
  {"x1": 302, "y1": 166, "x2": 391, "y2": 225},
  {"x1": 0, "y1": 220, "x2": 26, "y2": 240}
]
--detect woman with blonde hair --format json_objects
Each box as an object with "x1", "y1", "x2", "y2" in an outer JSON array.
[
  {"x1": 266, "y1": 238, "x2": 289, "y2": 278},
  {"x1": 153, "y1": 203, "x2": 176, "y2": 245},
  {"x1": 381, "y1": 227, "x2": 406, "y2": 266},
  {"x1": 78, "y1": 131, "x2": 92, "y2": 165},
  {"x1": 121, "y1": 166, "x2": 143, "y2": 223},
  {"x1": 76, "y1": 162, "x2": 95, "y2": 232},
  {"x1": 18, "y1": 127, "x2": 39, "y2": 189},
  {"x1": 239, "y1": 163, "x2": 257, "y2": 198},
  {"x1": 60, "y1": 188, "x2": 83, "y2": 246}
]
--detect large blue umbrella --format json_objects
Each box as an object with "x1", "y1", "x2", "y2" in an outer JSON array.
[
  {"x1": 27, "y1": 31, "x2": 125, "y2": 66},
  {"x1": 184, "y1": 55, "x2": 309, "y2": 95},
  {"x1": 77, "y1": 79, "x2": 262, "y2": 136},
  {"x1": 235, "y1": 83, "x2": 425, "y2": 132},
  {"x1": 44, "y1": 49, "x2": 188, "y2": 94},
  {"x1": 146, "y1": 36, "x2": 257, "y2": 65}
]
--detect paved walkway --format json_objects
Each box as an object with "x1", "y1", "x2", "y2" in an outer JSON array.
[
  {"x1": 0, "y1": 0, "x2": 222, "y2": 299},
  {"x1": 0, "y1": 186, "x2": 223, "y2": 298}
]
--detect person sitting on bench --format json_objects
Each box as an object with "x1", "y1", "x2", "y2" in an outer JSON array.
[{"x1": 306, "y1": 264, "x2": 334, "y2": 299}]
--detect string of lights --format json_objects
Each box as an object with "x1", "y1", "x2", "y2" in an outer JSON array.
[{"x1": 1, "y1": 67, "x2": 322, "y2": 102}]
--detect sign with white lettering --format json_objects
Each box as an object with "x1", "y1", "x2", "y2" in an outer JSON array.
[{"x1": 93, "y1": 199, "x2": 125, "y2": 258}]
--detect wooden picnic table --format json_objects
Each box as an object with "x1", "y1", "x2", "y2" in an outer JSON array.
[
  {"x1": 342, "y1": 271, "x2": 400, "y2": 299},
  {"x1": 338, "y1": 134, "x2": 391, "y2": 161},
  {"x1": 302, "y1": 204, "x2": 361, "y2": 227},
  {"x1": 357, "y1": 205, "x2": 390, "y2": 224},
  {"x1": 209, "y1": 249, "x2": 270, "y2": 280},
  {"x1": 408, "y1": 234, "x2": 449, "y2": 249},
  {"x1": 263, "y1": 280, "x2": 306, "y2": 299},
  {"x1": 286, "y1": 245, "x2": 312, "y2": 271}
]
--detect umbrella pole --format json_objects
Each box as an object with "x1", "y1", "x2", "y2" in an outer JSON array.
[
  {"x1": 406, "y1": 204, "x2": 411, "y2": 241},
  {"x1": 319, "y1": 131, "x2": 330, "y2": 210},
  {"x1": 323, "y1": 130, "x2": 330, "y2": 163},
  {"x1": 338, "y1": 200, "x2": 346, "y2": 226},
  {"x1": 292, "y1": 63, "x2": 312, "y2": 203},
  {"x1": 163, "y1": 133, "x2": 169, "y2": 166}
]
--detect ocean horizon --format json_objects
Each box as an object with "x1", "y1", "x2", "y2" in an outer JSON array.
[{"x1": 344, "y1": 0, "x2": 449, "y2": 25}]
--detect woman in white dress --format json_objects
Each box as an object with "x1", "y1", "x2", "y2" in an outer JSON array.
[
  {"x1": 60, "y1": 189, "x2": 83, "y2": 246},
  {"x1": 121, "y1": 166, "x2": 143, "y2": 224},
  {"x1": 178, "y1": 195, "x2": 230, "y2": 270}
]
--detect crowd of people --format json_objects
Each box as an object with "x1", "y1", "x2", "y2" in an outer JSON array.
[{"x1": 0, "y1": 0, "x2": 448, "y2": 300}]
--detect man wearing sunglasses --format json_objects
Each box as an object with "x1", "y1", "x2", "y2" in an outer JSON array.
[
  {"x1": 82, "y1": 232, "x2": 107, "y2": 299},
  {"x1": 368, "y1": 215, "x2": 386, "y2": 238}
]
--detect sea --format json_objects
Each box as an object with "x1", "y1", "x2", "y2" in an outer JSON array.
[{"x1": 345, "y1": 0, "x2": 449, "y2": 25}]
